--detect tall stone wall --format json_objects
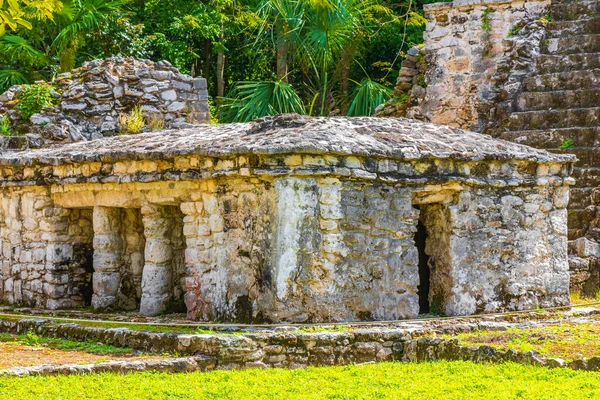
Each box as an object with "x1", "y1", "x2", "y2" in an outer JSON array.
[
  {"x1": 0, "y1": 187, "x2": 93, "y2": 309},
  {"x1": 408, "y1": 0, "x2": 550, "y2": 129}
]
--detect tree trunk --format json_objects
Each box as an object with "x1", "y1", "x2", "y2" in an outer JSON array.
[
  {"x1": 275, "y1": 22, "x2": 288, "y2": 82},
  {"x1": 276, "y1": 40, "x2": 288, "y2": 82},
  {"x1": 216, "y1": 32, "x2": 225, "y2": 100},
  {"x1": 337, "y1": 42, "x2": 357, "y2": 115},
  {"x1": 203, "y1": 39, "x2": 212, "y2": 80}
]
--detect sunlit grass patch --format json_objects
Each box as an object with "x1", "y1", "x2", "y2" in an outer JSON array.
[
  {"x1": 1, "y1": 361, "x2": 600, "y2": 400},
  {"x1": 448, "y1": 322, "x2": 600, "y2": 361},
  {"x1": 0, "y1": 329, "x2": 133, "y2": 355}
]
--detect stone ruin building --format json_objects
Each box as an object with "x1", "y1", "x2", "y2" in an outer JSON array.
[
  {"x1": 0, "y1": 115, "x2": 575, "y2": 322},
  {"x1": 377, "y1": 0, "x2": 600, "y2": 297},
  {"x1": 0, "y1": 57, "x2": 209, "y2": 149}
]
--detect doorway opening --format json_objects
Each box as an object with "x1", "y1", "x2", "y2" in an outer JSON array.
[
  {"x1": 414, "y1": 217, "x2": 430, "y2": 314},
  {"x1": 67, "y1": 208, "x2": 94, "y2": 307},
  {"x1": 413, "y1": 202, "x2": 452, "y2": 316}
]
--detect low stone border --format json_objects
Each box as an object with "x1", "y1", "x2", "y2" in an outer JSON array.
[
  {"x1": 1, "y1": 310, "x2": 600, "y2": 374},
  {"x1": 0, "y1": 356, "x2": 215, "y2": 377},
  {"x1": 405, "y1": 337, "x2": 600, "y2": 371},
  {"x1": 3, "y1": 337, "x2": 600, "y2": 377}
]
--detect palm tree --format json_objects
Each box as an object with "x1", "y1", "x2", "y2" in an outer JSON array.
[
  {"x1": 53, "y1": 0, "x2": 127, "y2": 72},
  {"x1": 255, "y1": 0, "x2": 304, "y2": 82},
  {"x1": 219, "y1": 79, "x2": 305, "y2": 122},
  {"x1": 220, "y1": 0, "x2": 420, "y2": 120}
]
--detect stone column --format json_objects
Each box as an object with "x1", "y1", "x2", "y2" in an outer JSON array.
[
  {"x1": 35, "y1": 192, "x2": 73, "y2": 310},
  {"x1": 140, "y1": 204, "x2": 174, "y2": 316},
  {"x1": 91, "y1": 206, "x2": 123, "y2": 309}
]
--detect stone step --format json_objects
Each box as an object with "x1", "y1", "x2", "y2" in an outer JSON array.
[
  {"x1": 549, "y1": 0, "x2": 600, "y2": 21},
  {"x1": 537, "y1": 53, "x2": 600, "y2": 74},
  {"x1": 507, "y1": 107, "x2": 600, "y2": 130},
  {"x1": 568, "y1": 209, "x2": 590, "y2": 241},
  {"x1": 547, "y1": 17, "x2": 600, "y2": 37},
  {"x1": 516, "y1": 89, "x2": 600, "y2": 111},
  {"x1": 523, "y1": 69, "x2": 600, "y2": 92},
  {"x1": 498, "y1": 126, "x2": 600, "y2": 148},
  {"x1": 569, "y1": 186, "x2": 594, "y2": 211},
  {"x1": 571, "y1": 166, "x2": 600, "y2": 188},
  {"x1": 552, "y1": 146, "x2": 600, "y2": 170},
  {"x1": 542, "y1": 35, "x2": 600, "y2": 55}
]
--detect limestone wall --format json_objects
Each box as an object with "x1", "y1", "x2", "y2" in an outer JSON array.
[
  {"x1": 414, "y1": 0, "x2": 549, "y2": 129},
  {"x1": 0, "y1": 150, "x2": 573, "y2": 321},
  {"x1": 0, "y1": 187, "x2": 93, "y2": 309}
]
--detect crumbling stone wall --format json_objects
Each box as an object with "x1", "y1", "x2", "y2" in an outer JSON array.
[
  {"x1": 0, "y1": 116, "x2": 575, "y2": 322},
  {"x1": 0, "y1": 57, "x2": 209, "y2": 148},
  {"x1": 383, "y1": 0, "x2": 550, "y2": 128}
]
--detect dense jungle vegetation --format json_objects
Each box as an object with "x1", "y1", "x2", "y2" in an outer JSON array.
[{"x1": 0, "y1": 0, "x2": 433, "y2": 121}]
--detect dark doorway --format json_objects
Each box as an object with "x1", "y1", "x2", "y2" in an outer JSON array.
[
  {"x1": 415, "y1": 219, "x2": 430, "y2": 314},
  {"x1": 71, "y1": 242, "x2": 94, "y2": 306}
]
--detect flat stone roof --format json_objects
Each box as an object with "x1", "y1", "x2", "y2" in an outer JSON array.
[{"x1": 0, "y1": 115, "x2": 575, "y2": 166}]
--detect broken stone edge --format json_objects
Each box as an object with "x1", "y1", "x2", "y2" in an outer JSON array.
[{"x1": 0, "y1": 116, "x2": 576, "y2": 167}]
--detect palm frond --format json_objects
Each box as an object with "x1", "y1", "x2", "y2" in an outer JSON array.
[
  {"x1": 347, "y1": 78, "x2": 391, "y2": 116},
  {"x1": 52, "y1": 0, "x2": 128, "y2": 51},
  {"x1": 0, "y1": 35, "x2": 46, "y2": 63},
  {"x1": 0, "y1": 69, "x2": 27, "y2": 92},
  {"x1": 219, "y1": 80, "x2": 306, "y2": 123}
]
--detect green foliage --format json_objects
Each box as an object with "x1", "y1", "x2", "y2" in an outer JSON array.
[
  {"x1": 0, "y1": 0, "x2": 63, "y2": 35},
  {"x1": 0, "y1": 69, "x2": 26, "y2": 91},
  {"x1": 3, "y1": 361, "x2": 600, "y2": 399},
  {"x1": 208, "y1": 97, "x2": 219, "y2": 124},
  {"x1": 0, "y1": 0, "x2": 430, "y2": 120},
  {"x1": 118, "y1": 105, "x2": 145, "y2": 134},
  {"x1": 559, "y1": 138, "x2": 574, "y2": 149},
  {"x1": 347, "y1": 78, "x2": 391, "y2": 116},
  {"x1": 449, "y1": 321, "x2": 600, "y2": 362},
  {"x1": 0, "y1": 114, "x2": 11, "y2": 136},
  {"x1": 508, "y1": 25, "x2": 522, "y2": 37},
  {"x1": 395, "y1": 92, "x2": 410, "y2": 104},
  {"x1": 481, "y1": 7, "x2": 493, "y2": 57},
  {"x1": 481, "y1": 7, "x2": 492, "y2": 32},
  {"x1": 17, "y1": 82, "x2": 56, "y2": 120},
  {"x1": 219, "y1": 80, "x2": 306, "y2": 122}
]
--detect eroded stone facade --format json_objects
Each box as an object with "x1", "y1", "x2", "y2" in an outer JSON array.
[
  {"x1": 379, "y1": 0, "x2": 600, "y2": 296},
  {"x1": 0, "y1": 115, "x2": 575, "y2": 322}
]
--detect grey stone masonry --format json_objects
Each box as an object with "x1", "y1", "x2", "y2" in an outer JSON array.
[
  {"x1": 0, "y1": 115, "x2": 576, "y2": 322},
  {"x1": 387, "y1": 0, "x2": 600, "y2": 297},
  {"x1": 0, "y1": 57, "x2": 209, "y2": 148}
]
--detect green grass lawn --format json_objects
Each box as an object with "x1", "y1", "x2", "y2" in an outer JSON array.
[{"x1": 1, "y1": 361, "x2": 599, "y2": 400}]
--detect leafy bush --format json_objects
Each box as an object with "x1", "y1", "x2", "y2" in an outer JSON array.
[
  {"x1": 0, "y1": 115, "x2": 11, "y2": 136},
  {"x1": 559, "y1": 138, "x2": 574, "y2": 149},
  {"x1": 17, "y1": 82, "x2": 56, "y2": 120}
]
